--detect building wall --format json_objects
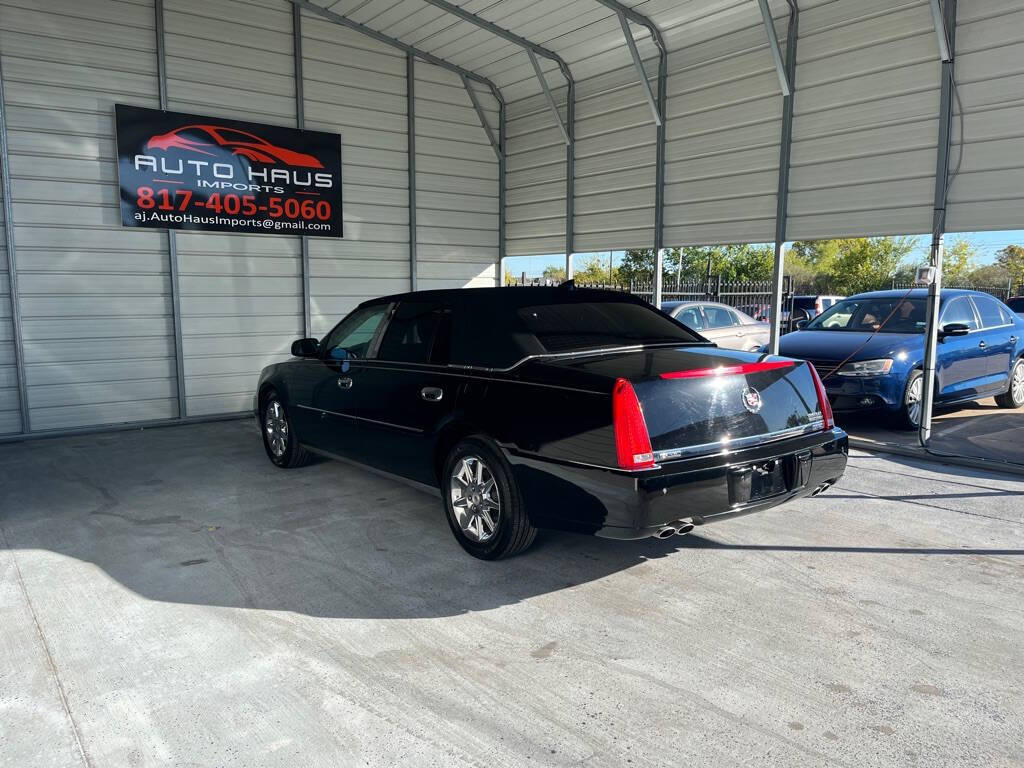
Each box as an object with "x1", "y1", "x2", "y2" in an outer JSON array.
[{"x1": 0, "y1": 0, "x2": 499, "y2": 435}]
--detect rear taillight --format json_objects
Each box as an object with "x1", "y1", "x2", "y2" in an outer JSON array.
[
  {"x1": 808, "y1": 364, "x2": 834, "y2": 431},
  {"x1": 612, "y1": 378, "x2": 655, "y2": 470}
]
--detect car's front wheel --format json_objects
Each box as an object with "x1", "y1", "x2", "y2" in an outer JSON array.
[
  {"x1": 442, "y1": 438, "x2": 536, "y2": 559},
  {"x1": 995, "y1": 358, "x2": 1024, "y2": 409},
  {"x1": 260, "y1": 390, "x2": 311, "y2": 468},
  {"x1": 896, "y1": 369, "x2": 924, "y2": 430}
]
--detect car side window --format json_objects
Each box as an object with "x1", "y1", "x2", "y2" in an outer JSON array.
[
  {"x1": 676, "y1": 306, "x2": 704, "y2": 330},
  {"x1": 321, "y1": 304, "x2": 390, "y2": 360},
  {"x1": 973, "y1": 295, "x2": 1010, "y2": 328},
  {"x1": 941, "y1": 297, "x2": 978, "y2": 330},
  {"x1": 376, "y1": 301, "x2": 448, "y2": 364},
  {"x1": 703, "y1": 306, "x2": 738, "y2": 329}
]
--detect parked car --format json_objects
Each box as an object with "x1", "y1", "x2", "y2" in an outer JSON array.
[
  {"x1": 1006, "y1": 296, "x2": 1024, "y2": 316},
  {"x1": 791, "y1": 295, "x2": 844, "y2": 323},
  {"x1": 776, "y1": 289, "x2": 1024, "y2": 429},
  {"x1": 661, "y1": 301, "x2": 770, "y2": 351},
  {"x1": 256, "y1": 287, "x2": 848, "y2": 559}
]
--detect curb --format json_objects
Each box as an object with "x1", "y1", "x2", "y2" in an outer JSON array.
[{"x1": 848, "y1": 436, "x2": 1024, "y2": 479}]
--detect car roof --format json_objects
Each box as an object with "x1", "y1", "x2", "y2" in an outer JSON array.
[
  {"x1": 844, "y1": 288, "x2": 982, "y2": 300},
  {"x1": 357, "y1": 285, "x2": 652, "y2": 310}
]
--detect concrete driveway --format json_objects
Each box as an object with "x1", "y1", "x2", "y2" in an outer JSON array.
[{"x1": 1, "y1": 420, "x2": 1022, "y2": 767}]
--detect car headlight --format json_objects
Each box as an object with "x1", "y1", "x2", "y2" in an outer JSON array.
[{"x1": 836, "y1": 358, "x2": 894, "y2": 377}]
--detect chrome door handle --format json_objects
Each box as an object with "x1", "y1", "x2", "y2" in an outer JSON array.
[
  {"x1": 337, "y1": 376, "x2": 353, "y2": 389},
  {"x1": 978, "y1": 341, "x2": 986, "y2": 349},
  {"x1": 420, "y1": 386, "x2": 443, "y2": 402},
  {"x1": 1011, "y1": 336, "x2": 1019, "y2": 343}
]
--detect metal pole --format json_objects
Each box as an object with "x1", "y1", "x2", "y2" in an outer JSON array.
[
  {"x1": 0, "y1": 56, "x2": 29, "y2": 433},
  {"x1": 757, "y1": 0, "x2": 792, "y2": 97},
  {"x1": 615, "y1": 10, "x2": 661, "y2": 125},
  {"x1": 294, "y1": 3, "x2": 311, "y2": 335},
  {"x1": 920, "y1": 0, "x2": 957, "y2": 445},
  {"x1": 769, "y1": 1, "x2": 798, "y2": 355},
  {"x1": 155, "y1": 0, "x2": 187, "y2": 419},
  {"x1": 565, "y1": 78, "x2": 574, "y2": 280},
  {"x1": 408, "y1": 53, "x2": 418, "y2": 292},
  {"x1": 461, "y1": 75, "x2": 502, "y2": 161},
  {"x1": 496, "y1": 86, "x2": 506, "y2": 287}
]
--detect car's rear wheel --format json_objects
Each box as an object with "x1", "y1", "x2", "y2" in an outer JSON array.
[
  {"x1": 896, "y1": 369, "x2": 924, "y2": 430},
  {"x1": 442, "y1": 438, "x2": 536, "y2": 559},
  {"x1": 995, "y1": 358, "x2": 1024, "y2": 409},
  {"x1": 260, "y1": 391, "x2": 311, "y2": 468}
]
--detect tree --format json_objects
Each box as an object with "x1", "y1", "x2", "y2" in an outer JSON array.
[
  {"x1": 943, "y1": 238, "x2": 978, "y2": 284},
  {"x1": 969, "y1": 263, "x2": 1011, "y2": 287},
  {"x1": 571, "y1": 255, "x2": 619, "y2": 284},
  {"x1": 788, "y1": 237, "x2": 918, "y2": 294},
  {"x1": 996, "y1": 245, "x2": 1024, "y2": 285},
  {"x1": 542, "y1": 264, "x2": 566, "y2": 283}
]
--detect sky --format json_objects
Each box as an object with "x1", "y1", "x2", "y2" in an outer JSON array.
[{"x1": 503, "y1": 229, "x2": 1024, "y2": 279}]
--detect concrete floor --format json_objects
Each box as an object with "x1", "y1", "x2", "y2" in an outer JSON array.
[
  {"x1": 1, "y1": 420, "x2": 1022, "y2": 767},
  {"x1": 842, "y1": 397, "x2": 1024, "y2": 471}
]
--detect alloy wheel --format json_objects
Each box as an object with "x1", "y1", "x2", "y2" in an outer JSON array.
[
  {"x1": 449, "y1": 455, "x2": 500, "y2": 542},
  {"x1": 264, "y1": 400, "x2": 289, "y2": 458},
  {"x1": 1014, "y1": 363, "x2": 1024, "y2": 405},
  {"x1": 906, "y1": 375, "x2": 923, "y2": 426}
]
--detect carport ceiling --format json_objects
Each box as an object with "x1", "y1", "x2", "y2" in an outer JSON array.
[{"x1": 303, "y1": 0, "x2": 785, "y2": 101}]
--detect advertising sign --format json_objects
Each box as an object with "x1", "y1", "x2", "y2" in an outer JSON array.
[{"x1": 114, "y1": 104, "x2": 343, "y2": 237}]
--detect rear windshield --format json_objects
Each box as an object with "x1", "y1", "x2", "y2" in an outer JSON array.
[
  {"x1": 806, "y1": 297, "x2": 927, "y2": 333},
  {"x1": 516, "y1": 301, "x2": 700, "y2": 353}
]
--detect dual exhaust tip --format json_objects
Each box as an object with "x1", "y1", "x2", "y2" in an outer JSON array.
[{"x1": 656, "y1": 519, "x2": 696, "y2": 539}]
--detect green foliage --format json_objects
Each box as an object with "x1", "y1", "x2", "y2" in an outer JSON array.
[
  {"x1": 969, "y1": 263, "x2": 1011, "y2": 286},
  {"x1": 542, "y1": 264, "x2": 567, "y2": 282},
  {"x1": 787, "y1": 237, "x2": 919, "y2": 294},
  {"x1": 996, "y1": 244, "x2": 1024, "y2": 284},
  {"x1": 617, "y1": 244, "x2": 774, "y2": 285},
  {"x1": 895, "y1": 237, "x2": 978, "y2": 286}
]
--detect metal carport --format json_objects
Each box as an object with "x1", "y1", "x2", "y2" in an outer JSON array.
[{"x1": 0, "y1": 0, "x2": 1021, "y2": 440}]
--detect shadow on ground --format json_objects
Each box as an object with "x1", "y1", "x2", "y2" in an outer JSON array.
[{"x1": 1, "y1": 420, "x2": 1021, "y2": 621}]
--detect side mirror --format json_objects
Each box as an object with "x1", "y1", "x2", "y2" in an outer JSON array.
[
  {"x1": 291, "y1": 337, "x2": 319, "y2": 357},
  {"x1": 795, "y1": 319, "x2": 809, "y2": 330},
  {"x1": 939, "y1": 323, "x2": 970, "y2": 339}
]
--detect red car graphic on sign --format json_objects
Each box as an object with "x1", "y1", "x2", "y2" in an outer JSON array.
[{"x1": 146, "y1": 124, "x2": 324, "y2": 167}]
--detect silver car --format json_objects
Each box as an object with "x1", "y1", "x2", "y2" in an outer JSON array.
[{"x1": 661, "y1": 301, "x2": 770, "y2": 351}]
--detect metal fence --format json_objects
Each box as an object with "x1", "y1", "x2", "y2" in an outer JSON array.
[{"x1": 889, "y1": 281, "x2": 1022, "y2": 301}]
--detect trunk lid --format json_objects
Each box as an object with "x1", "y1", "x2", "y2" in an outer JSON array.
[{"x1": 527, "y1": 345, "x2": 826, "y2": 458}]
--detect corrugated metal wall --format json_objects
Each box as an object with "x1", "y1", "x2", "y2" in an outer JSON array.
[
  {"x1": 164, "y1": 0, "x2": 302, "y2": 417},
  {"x1": 0, "y1": 0, "x2": 178, "y2": 432},
  {"x1": 414, "y1": 62, "x2": 499, "y2": 288},
  {"x1": 302, "y1": 11, "x2": 411, "y2": 338},
  {"x1": 786, "y1": 0, "x2": 941, "y2": 240},
  {"x1": 946, "y1": 0, "x2": 1024, "y2": 231},
  {"x1": 0, "y1": 161, "x2": 19, "y2": 434},
  {"x1": 662, "y1": 1, "x2": 784, "y2": 247},
  {"x1": 504, "y1": 87, "x2": 569, "y2": 258}
]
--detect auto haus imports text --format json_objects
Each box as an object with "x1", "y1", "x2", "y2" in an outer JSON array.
[
  {"x1": 131, "y1": 155, "x2": 335, "y2": 192},
  {"x1": 134, "y1": 210, "x2": 331, "y2": 232}
]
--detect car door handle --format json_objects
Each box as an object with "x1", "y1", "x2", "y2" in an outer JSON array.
[
  {"x1": 978, "y1": 341, "x2": 986, "y2": 349},
  {"x1": 336, "y1": 376, "x2": 353, "y2": 389},
  {"x1": 420, "y1": 386, "x2": 443, "y2": 402},
  {"x1": 1011, "y1": 336, "x2": 1019, "y2": 344}
]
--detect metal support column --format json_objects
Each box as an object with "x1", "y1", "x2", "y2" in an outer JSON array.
[
  {"x1": 920, "y1": 0, "x2": 957, "y2": 445},
  {"x1": 294, "y1": 3, "x2": 311, "y2": 336},
  {"x1": 495, "y1": 86, "x2": 506, "y2": 287},
  {"x1": 408, "y1": 54, "x2": 418, "y2": 292},
  {"x1": 0, "y1": 55, "x2": 29, "y2": 433},
  {"x1": 768, "y1": 1, "x2": 798, "y2": 355},
  {"x1": 155, "y1": 0, "x2": 187, "y2": 419},
  {"x1": 565, "y1": 78, "x2": 574, "y2": 280}
]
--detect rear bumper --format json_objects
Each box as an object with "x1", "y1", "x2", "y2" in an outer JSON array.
[{"x1": 508, "y1": 428, "x2": 848, "y2": 540}]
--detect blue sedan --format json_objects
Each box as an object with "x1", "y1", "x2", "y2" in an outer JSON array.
[{"x1": 776, "y1": 289, "x2": 1024, "y2": 429}]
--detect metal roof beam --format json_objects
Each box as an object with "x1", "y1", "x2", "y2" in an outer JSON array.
[
  {"x1": 419, "y1": 0, "x2": 573, "y2": 144},
  {"x1": 461, "y1": 74, "x2": 502, "y2": 160},
  {"x1": 757, "y1": 0, "x2": 792, "y2": 98},
  {"x1": 614, "y1": 10, "x2": 661, "y2": 126},
  {"x1": 929, "y1": 0, "x2": 952, "y2": 62},
  {"x1": 526, "y1": 50, "x2": 571, "y2": 145},
  {"x1": 289, "y1": 0, "x2": 500, "y2": 93}
]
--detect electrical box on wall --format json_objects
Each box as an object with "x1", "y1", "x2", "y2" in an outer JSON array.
[{"x1": 914, "y1": 266, "x2": 936, "y2": 286}]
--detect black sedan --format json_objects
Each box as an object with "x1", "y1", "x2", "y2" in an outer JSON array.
[{"x1": 255, "y1": 286, "x2": 848, "y2": 559}]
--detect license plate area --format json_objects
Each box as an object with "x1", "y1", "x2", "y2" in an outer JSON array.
[{"x1": 727, "y1": 450, "x2": 812, "y2": 506}]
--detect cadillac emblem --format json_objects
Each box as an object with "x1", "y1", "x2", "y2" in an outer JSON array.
[{"x1": 741, "y1": 386, "x2": 763, "y2": 414}]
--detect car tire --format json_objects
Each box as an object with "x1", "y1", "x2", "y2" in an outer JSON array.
[
  {"x1": 259, "y1": 390, "x2": 311, "y2": 468},
  {"x1": 442, "y1": 437, "x2": 536, "y2": 560},
  {"x1": 896, "y1": 369, "x2": 924, "y2": 431},
  {"x1": 995, "y1": 358, "x2": 1024, "y2": 409}
]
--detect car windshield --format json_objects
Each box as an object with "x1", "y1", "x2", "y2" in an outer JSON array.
[
  {"x1": 517, "y1": 300, "x2": 701, "y2": 353},
  {"x1": 805, "y1": 297, "x2": 927, "y2": 333}
]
